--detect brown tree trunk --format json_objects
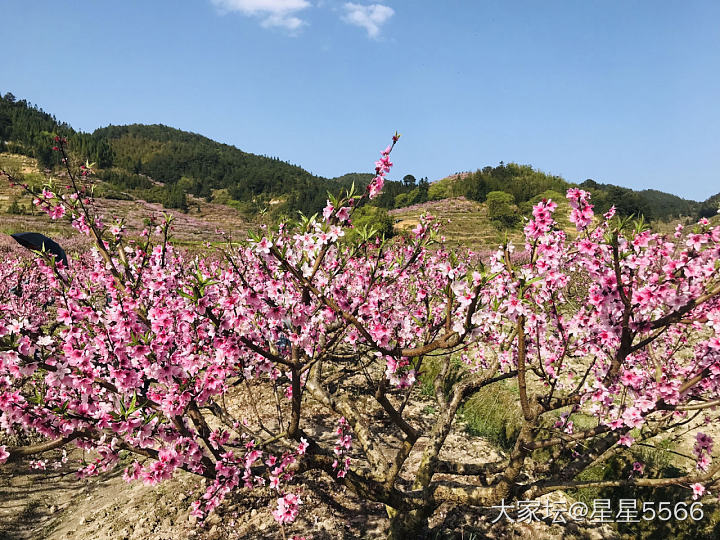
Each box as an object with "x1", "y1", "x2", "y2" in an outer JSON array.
[{"x1": 387, "y1": 506, "x2": 431, "y2": 540}]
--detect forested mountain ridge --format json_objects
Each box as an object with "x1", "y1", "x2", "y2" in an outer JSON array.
[
  {"x1": 1, "y1": 91, "x2": 718, "y2": 222},
  {"x1": 0, "y1": 92, "x2": 113, "y2": 169},
  {"x1": 429, "y1": 163, "x2": 713, "y2": 222},
  {"x1": 92, "y1": 123, "x2": 350, "y2": 214},
  {"x1": 0, "y1": 93, "x2": 370, "y2": 216}
]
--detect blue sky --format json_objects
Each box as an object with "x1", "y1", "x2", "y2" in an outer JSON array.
[{"x1": 2, "y1": 1, "x2": 719, "y2": 200}]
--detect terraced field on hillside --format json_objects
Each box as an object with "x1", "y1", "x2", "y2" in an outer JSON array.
[
  {"x1": 389, "y1": 195, "x2": 576, "y2": 250},
  {"x1": 0, "y1": 153, "x2": 252, "y2": 249},
  {"x1": 3, "y1": 153, "x2": 712, "y2": 257}
]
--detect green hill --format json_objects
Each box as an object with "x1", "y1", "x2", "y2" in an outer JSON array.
[
  {"x1": 0, "y1": 92, "x2": 113, "y2": 170},
  {"x1": 428, "y1": 163, "x2": 713, "y2": 222},
  {"x1": 1, "y1": 91, "x2": 717, "y2": 229},
  {"x1": 0, "y1": 93, "x2": 368, "y2": 217},
  {"x1": 389, "y1": 191, "x2": 577, "y2": 250},
  {"x1": 698, "y1": 192, "x2": 720, "y2": 220},
  {"x1": 92, "y1": 123, "x2": 350, "y2": 215}
]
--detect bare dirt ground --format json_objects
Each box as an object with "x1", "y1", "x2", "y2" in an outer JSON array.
[
  {"x1": 0, "y1": 388, "x2": 620, "y2": 540},
  {"x1": 1, "y1": 439, "x2": 606, "y2": 540}
]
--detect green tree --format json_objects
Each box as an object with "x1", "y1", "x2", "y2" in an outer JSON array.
[
  {"x1": 6, "y1": 198, "x2": 23, "y2": 215},
  {"x1": 403, "y1": 174, "x2": 416, "y2": 188},
  {"x1": 345, "y1": 206, "x2": 394, "y2": 241},
  {"x1": 0, "y1": 109, "x2": 10, "y2": 143},
  {"x1": 417, "y1": 177, "x2": 429, "y2": 203},
  {"x1": 486, "y1": 190, "x2": 518, "y2": 228},
  {"x1": 163, "y1": 183, "x2": 188, "y2": 212}
]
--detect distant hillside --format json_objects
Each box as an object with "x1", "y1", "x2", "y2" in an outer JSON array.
[
  {"x1": 92, "y1": 123, "x2": 358, "y2": 216},
  {"x1": 390, "y1": 197, "x2": 513, "y2": 249},
  {"x1": 428, "y1": 163, "x2": 710, "y2": 222},
  {"x1": 698, "y1": 192, "x2": 720, "y2": 220},
  {"x1": 0, "y1": 92, "x2": 113, "y2": 169},
  {"x1": 580, "y1": 180, "x2": 700, "y2": 221},
  {"x1": 0, "y1": 152, "x2": 252, "y2": 248},
  {"x1": 329, "y1": 172, "x2": 375, "y2": 185},
  {"x1": 0, "y1": 93, "x2": 371, "y2": 217},
  {"x1": 389, "y1": 192, "x2": 579, "y2": 250},
  {"x1": 1, "y1": 91, "x2": 717, "y2": 225}
]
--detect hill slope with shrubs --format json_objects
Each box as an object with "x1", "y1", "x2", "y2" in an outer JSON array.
[{"x1": 1, "y1": 91, "x2": 718, "y2": 246}]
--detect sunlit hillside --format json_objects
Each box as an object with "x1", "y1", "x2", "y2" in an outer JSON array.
[{"x1": 0, "y1": 153, "x2": 253, "y2": 248}]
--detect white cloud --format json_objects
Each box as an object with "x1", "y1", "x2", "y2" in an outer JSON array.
[
  {"x1": 211, "y1": 0, "x2": 311, "y2": 31},
  {"x1": 261, "y1": 13, "x2": 305, "y2": 30},
  {"x1": 341, "y1": 3, "x2": 394, "y2": 39}
]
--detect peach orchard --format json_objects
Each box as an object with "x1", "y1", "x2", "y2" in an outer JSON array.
[{"x1": 1, "y1": 137, "x2": 720, "y2": 538}]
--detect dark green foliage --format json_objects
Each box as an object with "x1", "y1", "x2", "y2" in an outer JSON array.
[
  {"x1": 94, "y1": 124, "x2": 347, "y2": 215},
  {"x1": 581, "y1": 180, "x2": 705, "y2": 221},
  {"x1": 0, "y1": 108, "x2": 11, "y2": 142},
  {"x1": 459, "y1": 162, "x2": 708, "y2": 222},
  {"x1": 0, "y1": 94, "x2": 113, "y2": 169},
  {"x1": 637, "y1": 189, "x2": 697, "y2": 219},
  {"x1": 344, "y1": 205, "x2": 395, "y2": 241},
  {"x1": 486, "y1": 190, "x2": 519, "y2": 228},
  {"x1": 418, "y1": 177, "x2": 429, "y2": 202},
  {"x1": 0, "y1": 94, "x2": 377, "y2": 215},
  {"x1": 372, "y1": 180, "x2": 420, "y2": 209},
  {"x1": 330, "y1": 172, "x2": 375, "y2": 186},
  {"x1": 464, "y1": 163, "x2": 569, "y2": 207},
  {"x1": 96, "y1": 168, "x2": 154, "y2": 190},
  {"x1": 697, "y1": 192, "x2": 720, "y2": 220},
  {"x1": 6, "y1": 198, "x2": 23, "y2": 215},
  {"x1": 581, "y1": 180, "x2": 655, "y2": 221},
  {"x1": 0, "y1": 94, "x2": 383, "y2": 216},
  {"x1": 163, "y1": 183, "x2": 188, "y2": 212}
]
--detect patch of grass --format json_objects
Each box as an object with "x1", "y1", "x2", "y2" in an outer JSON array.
[
  {"x1": 570, "y1": 412, "x2": 599, "y2": 431},
  {"x1": 459, "y1": 381, "x2": 522, "y2": 451},
  {"x1": 417, "y1": 355, "x2": 464, "y2": 400},
  {"x1": 417, "y1": 356, "x2": 525, "y2": 452},
  {"x1": 422, "y1": 405, "x2": 437, "y2": 416},
  {"x1": 418, "y1": 361, "x2": 440, "y2": 398}
]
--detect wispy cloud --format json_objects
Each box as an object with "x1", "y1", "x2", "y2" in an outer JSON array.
[
  {"x1": 341, "y1": 3, "x2": 394, "y2": 39},
  {"x1": 211, "y1": 0, "x2": 311, "y2": 31}
]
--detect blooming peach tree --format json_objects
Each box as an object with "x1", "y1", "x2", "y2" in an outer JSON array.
[{"x1": 1, "y1": 136, "x2": 720, "y2": 538}]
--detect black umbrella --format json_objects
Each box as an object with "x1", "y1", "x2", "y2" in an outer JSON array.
[{"x1": 10, "y1": 232, "x2": 68, "y2": 267}]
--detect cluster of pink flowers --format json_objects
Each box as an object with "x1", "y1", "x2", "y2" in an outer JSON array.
[
  {"x1": 554, "y1": 412, "x2": 574, "y2": 434},
  {"x1": 272, "y1": 492, "x2": 302, "y2": 524},
  {"x1": 322, "y1": 200, "x2": 351, "y2": 224},
  {"x1": 385, "y1": 356, "x2": 417, "y2": 389},
  {"x1": 524, "y1": 198, "x2": 558, "y2": 239},
  {"x1": 332, "y1": 417, "x2": 352, "y2": 479},
  {"x1": 631, "y1": 461, "x2": 645, "y2": 477},
  {"x1": 691, "y1": 482, "x2": 707, "y2": 500},
  {"x1": 368, "y1": 133, "x2": 399, "y2": 199},
  {"x1": 566, "y1": 188, "x2": 594, "y2": 230},
  {"x1": 2, "y1": 135, "x2": 720, "y2": 532},
  {"x1": 694, "y1": 432, "x2": 714, "y2": 472}
]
